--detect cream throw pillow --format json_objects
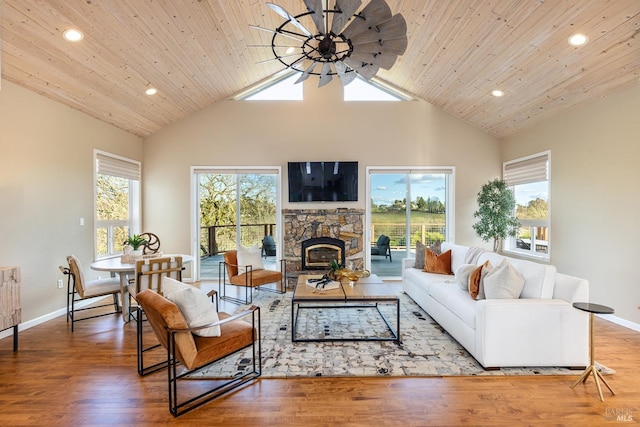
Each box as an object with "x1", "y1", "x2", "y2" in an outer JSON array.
[
  {"x1": 455, "y1": 264, "x2": 477, "y2": 291},
  {"x1": 482, "y1": 259, "x2": 525, "y2": 299},
  {"x1": 162, "y1": 277, "x2": 221, "y2": 337},
  {"x1": 237, "y1": 243, "x2": 264, "y2": 274}
]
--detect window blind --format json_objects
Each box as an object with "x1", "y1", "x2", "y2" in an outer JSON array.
[
  {"x1": 503, "y1": 153, "x2": 548, "y2": 186},
  {"x1": 96, "y1": 153, "x2": 140, "y2": 180}
]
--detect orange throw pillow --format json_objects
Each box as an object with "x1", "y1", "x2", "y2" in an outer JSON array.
[
  {"x1": 469, "y1": 261, "x2": 489, "y2": 299},
  {"x1": 424, "y1": 249, "x2": 453, "y2": 275}
]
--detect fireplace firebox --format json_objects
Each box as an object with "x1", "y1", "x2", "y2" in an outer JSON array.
[{"x1": 301, "y1": 237, "x2": 345, "y2": 270}]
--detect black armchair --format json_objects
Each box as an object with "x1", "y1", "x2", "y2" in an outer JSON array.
[
  {"x1": 371, "y1": 234, "x2": 392, "y2": 262},
  {"x1": 262, "y1": 235, "x2": 276, "y2": 258}
]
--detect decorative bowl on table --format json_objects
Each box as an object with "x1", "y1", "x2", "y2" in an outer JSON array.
[{"x1": 335, "y1": 268, "x2": 370, "y2": 286}]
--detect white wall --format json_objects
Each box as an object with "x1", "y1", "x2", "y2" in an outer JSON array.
[
  {"x1": 501, "y1": 82, "x2": 640, "y2": 324},
  {"x1": 0, "y1": 80, "x2": 142, "y2": 324},
  {"x1": 142, "y1": 80, "x2": 501, "y2": 261}
]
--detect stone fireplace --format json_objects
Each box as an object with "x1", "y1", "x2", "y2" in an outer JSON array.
[{"x1": 283, "y1": 208, "x2": 364, "y2": 285}]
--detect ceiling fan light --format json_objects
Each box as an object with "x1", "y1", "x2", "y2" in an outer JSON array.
[
  {"x1": 63, "y1": 28, "x2": 84, "y2": 42},
  {"x1": 568, "y1": 33, "x2": 588, "y2": 46}
]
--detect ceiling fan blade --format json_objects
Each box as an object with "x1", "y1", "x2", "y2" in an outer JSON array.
[
  {"x1": 303, "y1": 0, "x2": 325, "y2": 34},
  {"x1": 331, "y1": 0, "x2": 362, "y2": 35},
  {"x1": 344, "y1": 57, "x2": 379, "y2": 80},
  {"x1": 266, "y1": 2, "x2": 313, "y2": 37},
  {"x1": 349, "y1": 50, "x2": 397, "y2": 70},
  {"x1": 342, "y1": 0, "x2": 392, "y2": 39},
  {"x1": 318, "y1": 62, "x2": 333, "y2": 87},
  {"x1": 349, "y1": 14, "x2": 407, "y2": 45},
  {"x1": 334, "y1": 61, "x2": 357, "y2": 86},
  {"x1": 249, "y1": 25, "x2": 308, "y2": 43},
  {"x1": 352, "y1": 37, "x2": 408, "y2": 56},
  {"x1": 295, "y1": 60, "x2": 319, "y2": 84}
]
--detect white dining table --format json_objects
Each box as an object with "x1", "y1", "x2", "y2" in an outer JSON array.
[{"x1": 90, "y1": 254, "x2": 193, "y2": 322}]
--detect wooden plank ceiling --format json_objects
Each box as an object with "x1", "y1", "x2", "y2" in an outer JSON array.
[{"x1": 2, "y1": 0, "x2": 639, "y2": 138}]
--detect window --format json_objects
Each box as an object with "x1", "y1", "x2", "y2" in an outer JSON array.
[
  {"x1": 237, "y1": 72, "x2": 303, "y2": 101},
  {"x1": 94, "y1": 151, "x2": 141, "y2": 259},
  {"x1": 503, "y1": 151, "x2": 550, "y2": 259},
  {"x1": 344, "y1": 77, "x2": 406, "y2": 101},
  {"x1": 367, "y1": 167, "x2": 455, "y2": 278}
]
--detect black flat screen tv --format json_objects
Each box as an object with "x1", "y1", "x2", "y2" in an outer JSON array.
[{"x1": 288, "y1": 161, "x2": 358, "y2": 202}]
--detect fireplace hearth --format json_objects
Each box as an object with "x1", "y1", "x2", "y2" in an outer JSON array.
[{"x1": 301, "y1": 237, "x2": 345, "y2": 270}]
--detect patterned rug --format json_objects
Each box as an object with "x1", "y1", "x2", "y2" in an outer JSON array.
[{"x1": 188, "y1": 290, "x2": 614, "y2": 378}]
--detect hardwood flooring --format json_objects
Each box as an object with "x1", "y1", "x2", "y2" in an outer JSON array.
[{"x1": 1, "y1": 286, "x2": 638, "y2": 426}]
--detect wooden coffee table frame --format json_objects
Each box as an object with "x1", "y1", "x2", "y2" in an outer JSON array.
[{"x1": 291, "y1": 274, "x2": 400, "y2": 343}]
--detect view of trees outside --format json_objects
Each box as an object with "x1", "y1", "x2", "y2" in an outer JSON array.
[
  {"x1": 513, "y1": 181, "x2": 549, "y2": 242},
  {"x1": 199, "y1": 173, "x2": 277, "y2": 254},
  {"x1": 95, "y1": 174, "x2": 130, "y2": 256},
  {"x1": 370, "y1": 173, "x2": 448, "y2": 252}
]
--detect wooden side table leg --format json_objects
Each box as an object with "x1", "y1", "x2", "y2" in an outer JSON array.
[{"x1": 13, "y1": 325, "x2": 18, "y2": 352}]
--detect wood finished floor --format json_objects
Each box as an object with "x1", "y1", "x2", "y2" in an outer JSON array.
[{"x1": 1, "y1": 285, "x2": 639, "y2": 426}]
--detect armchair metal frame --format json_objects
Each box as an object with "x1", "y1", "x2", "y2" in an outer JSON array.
[
  {"x1": 135, "y1": 290, "x2": 261, "y2": 417},
  {"x1": 218, "y1": 258, "x2": 286, "y2": 305}
]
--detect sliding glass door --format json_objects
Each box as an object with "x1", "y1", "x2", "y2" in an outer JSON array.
[
  {"x1": 367, "y1": 167, "x2": 454, "y2": 278},
  {"x1": 193, "y1": 168, "x2": 280, "y2": 279}
]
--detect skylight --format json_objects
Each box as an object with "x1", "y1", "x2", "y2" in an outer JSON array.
[
  {"x1": 243, "y1": 73, "x2": 303, "y2": 101},
  {"x1": 344, "y1": 77, "x2": 405, "y2": 101}
]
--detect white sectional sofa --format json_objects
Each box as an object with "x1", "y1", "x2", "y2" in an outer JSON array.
[{"x1": 402, "y1": 242, "x2": 590, "y2": 368}]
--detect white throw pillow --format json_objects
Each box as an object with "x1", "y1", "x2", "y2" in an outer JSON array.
[
  {"x1": 237, "y1": 243, "x2": 264, "y2": 274},
  {"x1": 161, "y1": 277, "x2": 221, "y2": 337},
  {"x1": 455, "y1": 264, "x2": 477, "y2": 291},
  {"x1": 482, "y1": 259, "x2": 525, "y2": 299}
]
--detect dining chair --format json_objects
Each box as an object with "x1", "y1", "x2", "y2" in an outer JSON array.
[
  {"x1": 218, "y1": 250, "x2": 286, "y2": 304},
  {"x1": 61, "y1": 255, "x2": 121, "y2": 332},
  {"x1": 136, "y1": 289, "x2": 261, "y2": 417},
  {"x1": 128, "y1": 256, "x2": 183, "y2": 375}
]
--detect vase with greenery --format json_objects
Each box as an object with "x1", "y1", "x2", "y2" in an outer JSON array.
[
  {"x1": 124, "y1": 234, "x2": 147, "y2": 253},
  {"x1": 472, "y1": 178, "x2": 519, "y2": 252},
  {"x1": 328, "y1": 259, "x2": 345, "y2": 280}
]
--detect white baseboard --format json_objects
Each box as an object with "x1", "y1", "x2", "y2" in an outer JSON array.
[
  {"x1": 598, "y1": 314, "x2": 640, "y2": 332},
  {"x1": 0, "y1": 299, "x2": 104, "y2": 341}
]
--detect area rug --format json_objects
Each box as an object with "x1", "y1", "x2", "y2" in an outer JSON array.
[{"x1": 188, "y1": 290, "x2": 614, "y2": 378}]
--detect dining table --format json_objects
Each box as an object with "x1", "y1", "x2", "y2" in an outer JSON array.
[{"x1": 90, "y1": 254, "x2": 193, "y2": 321}]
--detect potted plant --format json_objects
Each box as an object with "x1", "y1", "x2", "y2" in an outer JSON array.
[
  {"x1": 472, "y1": 178, "x2": 520, "y2": 252},
  {"x1": 328, "y1": 259, "x2": 345, "y2": 280},
  {"x1": 124, "y1": 234, "x2": 147, "y2": 255}
]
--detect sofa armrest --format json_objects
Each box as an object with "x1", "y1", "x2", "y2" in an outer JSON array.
[
  {"x1": 402, "y1": 258, "x2": 415, "y2": 271},
  {"x1": 475, "y1": 299, "x2": 589, "y2": 367},
  {"x1": 552, "y1": 273, "x2": 589, "y2": 303}
]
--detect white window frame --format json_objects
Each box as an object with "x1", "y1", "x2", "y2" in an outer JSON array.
[
  {"x1": 503, "y1": 151, "x2": 550, "y2": 260},
  {"x1": 94, "y1": 150, "x2": 141, "y2": 259},
  {"x1": 366, "y1": 166, "x2": 455, "y2": 275}
]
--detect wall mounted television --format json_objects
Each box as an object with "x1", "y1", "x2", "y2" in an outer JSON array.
[{"x1": 288, "y1": 161, "x2": 358, "y2": 202}]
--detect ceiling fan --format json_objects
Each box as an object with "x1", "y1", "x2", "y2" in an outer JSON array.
[{"x1": 250, "y1": 0, "x2": 408, "y2": 87}]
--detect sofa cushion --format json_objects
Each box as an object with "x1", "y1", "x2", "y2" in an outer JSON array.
[
  {"x1": 424, "y1": 249, "x2": 453, "y2": 275},
  {"x1": 414, "y1": 241, "x2": 443, "y2": 269},
  {"x1": 476, "y1": 251, "x2": 556, "y2": 299},
  {"x1": 162, "y1": 277, "x2": 221, "y2": 337},
  {"x1": 428, "y1": 282, "x2": 476, "y2": 329},
  {"x1": 483, "y1": 259, "x2": 525, "y2": 299},
  {"x1": 441, "y1": 242, "x2": 470, "y2": 274}
]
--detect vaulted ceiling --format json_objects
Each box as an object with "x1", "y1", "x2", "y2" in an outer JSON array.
[{"x1": 2, "y1": 0, "x2": 639, "y2": 138}]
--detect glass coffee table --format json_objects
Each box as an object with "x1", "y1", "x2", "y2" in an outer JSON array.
[{"x1": 291, "y1": 274, "x2": 400, "y2": 342}]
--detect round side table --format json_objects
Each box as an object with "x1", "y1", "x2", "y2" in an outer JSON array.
[{"x1": 570, "y1": 302, "x2": 615, "y2": 401}]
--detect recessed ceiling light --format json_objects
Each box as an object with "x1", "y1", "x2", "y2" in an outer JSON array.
[
  {"x1": 285, "y1": 46, "x2": 295, "y2": 55},
  {"x1": 491, "y1": 89, "x2": 504, "y2": 97},
  {"x1": 62, "y1": 28, "x2": 84, "y2": 42},
  {"x1": 568, "y1": 33, "x2": 588, "y2": 46},
  {"x1": 145, "y1": 87, "x2": 158, "y2": 96}
]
